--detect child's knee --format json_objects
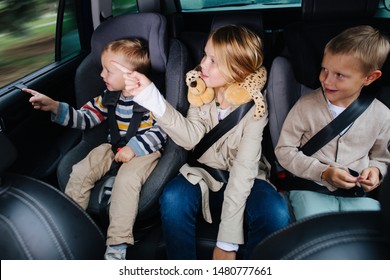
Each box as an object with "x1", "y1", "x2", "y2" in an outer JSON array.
[{"x1": 160, "y1": 183, "x2": 182, "y2": 208}]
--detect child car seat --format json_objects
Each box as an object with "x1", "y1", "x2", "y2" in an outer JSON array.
[
  {"x1": 266, "y1": 0, "x2": 390, "y2": 180},
  {"x1": 252, "y1": 0, "x2": 390, "y2": 259},
  {"x1": 56, "y1": 13, "x2": 190, "y2": 235}
]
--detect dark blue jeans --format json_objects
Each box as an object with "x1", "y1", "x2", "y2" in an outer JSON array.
[{"x1": 159, "y1": 174, "x2": 290, "y2": 259}]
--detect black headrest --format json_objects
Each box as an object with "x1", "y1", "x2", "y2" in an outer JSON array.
[
  {"x1": 0, "y1": 133, "x2": 17, "y2": 175},
  {"x1": 91, "y1": 12, "x2": 168, "y2": 73},
  {"x1": 284, "y1": 0, "x2": 385, "y2": 89},
  {"x1": 302, "y1": 0, "x2": 379, "y2": 21},
  {"x1": 210, "y1": 13, "x2": 263, "y2": 37},
  {"x1": 74, "y1": 13, "x2": 168, "y2": 107}
]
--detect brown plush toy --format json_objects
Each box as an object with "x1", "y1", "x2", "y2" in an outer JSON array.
[
  {"x1": 185, "y1": 66, "x2": 267, "y2": 119},
  {"x1": 185, "y1": 69, "x2": 215, "y2": 107}
]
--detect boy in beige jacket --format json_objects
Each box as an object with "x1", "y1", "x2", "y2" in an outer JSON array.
[{"x1": 275, "y1": 25, "x2": 390, "y2": 220}]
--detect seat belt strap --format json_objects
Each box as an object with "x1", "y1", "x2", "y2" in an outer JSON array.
[
  {"x1": 102, "y1": 90, "x2": 147, "y2": 152},
  {"x1": 300, "y1": 87, "x2": 375, "y2": 156},
  {"x1": 102, "y1": 90, "x2": 121, "y2": 147},
  {"x1": 188, "y1": 101, "x2": 254, "y2": 183},
  {"x1": 191, "y1": 101, "x2": 254, "y2": 160},
  {"x1": 124, "y1": 103, "x2": 147, "y2": 143}
]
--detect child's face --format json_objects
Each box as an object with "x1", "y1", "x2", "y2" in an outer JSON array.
[
  {"x1": 319, "y1": 52, "x2": 371, "y2": 107},
  {"x1": 100, "y1": 50, "x2": 130, "y2": 92},
  {"x1": 199, "y1": 39, "x2": 228, "y2": 89}
]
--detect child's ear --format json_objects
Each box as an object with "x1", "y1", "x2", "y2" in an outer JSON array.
[{"x1": 364, "y1": 70, "x2": 382, "y2": 86}]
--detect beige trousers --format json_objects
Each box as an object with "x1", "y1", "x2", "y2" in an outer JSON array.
[{"x1": 64, "y1": 143, "x2": 161, "y2": 245}]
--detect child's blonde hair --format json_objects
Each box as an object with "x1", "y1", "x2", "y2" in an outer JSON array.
[
  {"x1": 104, "y1": 38, "x2": 151, "y2": 75},
  {"x1": 208, "y1": 25, "x2": 264, "y2": 83},
  {"x1": 325, "y1": 25, "x2": 390, "y2": 74}
]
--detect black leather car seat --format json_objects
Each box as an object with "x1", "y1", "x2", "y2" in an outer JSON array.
[
  {"x1": 56, "y1": 12, "x2": 190, "y2": 236},
  {"x1": 0, "y1": 132, "x2": 106, "y2": 259}
]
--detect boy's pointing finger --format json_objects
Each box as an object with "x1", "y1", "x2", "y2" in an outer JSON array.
[{"x1": 22, "y1": 88, "x2": 40, "y2": 96}]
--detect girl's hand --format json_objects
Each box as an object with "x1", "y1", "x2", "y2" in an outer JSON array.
[
  {"x1": 111, "y1": 60, "x2": 152, "y2": 96},
  {"x1": 114, "y1": 146, "x2": 135, "y2": 163},
  {"x1": 212, "y1": 246, "x2": 236, "y2": 260},
  {"x1": 22, "y1": 88, "x2": 60, "y2": 114}
]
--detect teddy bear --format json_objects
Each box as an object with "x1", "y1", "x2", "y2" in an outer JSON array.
[
  {"x1": 185, "y1": 66, "x2": 267, "y2": 119},
  {"x1": 185, "y1": 69, "x2": 215, "y2": 107}
]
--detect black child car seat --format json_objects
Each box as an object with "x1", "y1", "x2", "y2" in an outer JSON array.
[
  {"x1": 56, "y1": 12, "x2": 190, "y2": 236},
  {"x1": 251, "y1": 0, "x2": 390, "y2": 260}
]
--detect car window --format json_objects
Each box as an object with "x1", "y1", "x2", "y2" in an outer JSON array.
[
  {"x1": 377, "y1": 0, "x2": 390, "y2": 18},
  {"x1": 179, "y1": 0, "x2": 301, "y2": 11},
  {"x1": 112, "y1": 0, "x2": 137, "y2": 16},
  {"x1": 0, "y1": 0, "x2": 80, "y2": 89},
  {"x1": 60, "y1": 0, "x2": 80, "y2": 59}
]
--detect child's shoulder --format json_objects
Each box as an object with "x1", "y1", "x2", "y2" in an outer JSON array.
[
  {"x1": 371, "y1": 98, "x2": 390, "y2": 119},
  {"x1": 295, "y1": 88, "x2": 324, "y2": 107},
  {"x1": 373, "y1": 98, "x2": 390, "y2": 111}
]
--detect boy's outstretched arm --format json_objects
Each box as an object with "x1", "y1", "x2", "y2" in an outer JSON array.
[{"x1": 22, "y1": 88, "x2": 60, "y2": 115}]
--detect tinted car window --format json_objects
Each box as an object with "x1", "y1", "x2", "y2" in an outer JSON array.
[
  {"x1": 113, "y1": 0, "x2": 137, "y2": 16},
  {"x1": 179, "y1": 0, "x2": 301, "y2": 10},
  {"x1": 0, "y1": 0, "x2": 80, "y2": 89}
]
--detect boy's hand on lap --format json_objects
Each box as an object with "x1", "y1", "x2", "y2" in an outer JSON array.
[
  {"x1": 114, "y1": 146, "x2": 135, "y2": 163},
  {"x1": 322, "y1": 166, "x2": 358, "y2": 189},
  {"x1": 359, "y1": 167, "x2": 381, "y2": 192}
]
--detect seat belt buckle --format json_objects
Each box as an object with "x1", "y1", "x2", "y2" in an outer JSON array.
[
  {"x1": 277, "y1": 170, "x2": 287, "y2": 179},
  {"x1": 348, "y1": 168, "x2": 365, "y2": 196}
]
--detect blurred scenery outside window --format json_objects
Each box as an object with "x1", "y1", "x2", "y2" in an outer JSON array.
[
  {"x1": 0, "y1": 0, "x2": 138, "y2": 89},
  {"x1": 0, "y1": 0, "x2": 79, "y2": 88},
  {"x1": 179, "y1": 0, "x2": 301, "y2": 10},
  {"x1": 113, "y1": 0, "x2": 137, "y2": 16}
]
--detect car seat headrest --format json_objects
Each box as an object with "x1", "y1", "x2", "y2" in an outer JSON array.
[
  {"x1": 0, "y1": 133, "x2": 17, "y2": 175},
  {"x1": 284, "y1": 0, "x2": 383, "y2": 89},
  {"x1": 210, "y1": 13, "x2": 263, "y2": 37},
  {"x1": 91, "y1": 12, "x2": 168, "y2": 74},
  {"x1": 302, "y1": 0, "x2": 379, "y2": 21}
]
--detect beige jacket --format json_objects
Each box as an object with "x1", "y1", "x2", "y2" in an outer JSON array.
[
  {"x1": 275, "y1": 88, "x2": 390, "y2": 192},
  {"x1": 155, "y1": 94, "x2": 270, "y2": 245}
]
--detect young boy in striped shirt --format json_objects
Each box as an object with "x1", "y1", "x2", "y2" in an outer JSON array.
[{"x1": 23, "y1": 38, "x2": 166, "y2": 260}]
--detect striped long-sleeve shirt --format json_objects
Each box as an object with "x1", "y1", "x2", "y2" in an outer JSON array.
[{"x1": 52, "y1": 91, "x2": 167, "y2": 156}]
